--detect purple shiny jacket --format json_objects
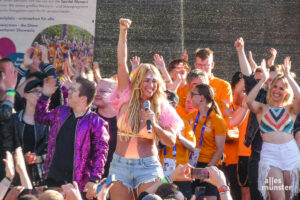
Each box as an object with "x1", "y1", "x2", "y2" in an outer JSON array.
[{"x1": 35, "y1": 95, "x2": 109, "y2": 191}]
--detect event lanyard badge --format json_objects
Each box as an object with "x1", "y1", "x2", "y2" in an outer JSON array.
[
  {"x1": 189, "y1": 110, "x2": 211, "y2": 167},
  {"x1": 163, "y1": 145, "x2": 176, "y2": 176}
]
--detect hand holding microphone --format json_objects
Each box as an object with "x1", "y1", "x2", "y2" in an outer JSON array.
[{"x1": 144, "y1": 100, "x2": 153, "y2": 133}]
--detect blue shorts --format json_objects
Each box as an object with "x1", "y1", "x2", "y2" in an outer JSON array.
[{"x1": 108, "y1": 153, "x2": 164, "y2": 189}]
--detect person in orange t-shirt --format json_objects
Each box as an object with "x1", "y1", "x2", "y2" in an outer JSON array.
[
  {"x1": 223, "y1": 72, "x2": 251, "y2": 200},
  {"x1": 237, "y1": 111, "x2": 251, "y2": 200},
  {"x1": 160, "y1": 119, "x2": 196, "y2": 199},
  {"x1": 188, "y1": 84, "x2": 226, "y2": 199},
  {"x1": 167, "y1": 59, "x2": 190, "y2": 108},
  {"x1": 193, "y1": 48, "x2": 233, "y2": 116},
  {"x1": 160, "y1": 89, "x2": 196, "y2": 199},
  {"x1": 176, "y1": 95, "x2": 197, "y2": 119}
]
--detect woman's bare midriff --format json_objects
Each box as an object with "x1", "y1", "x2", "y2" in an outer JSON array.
[
  {"x1": 262, "y1": 131, "x2": 294, "y2": 144},
  {"x1": 115, "y1": 136, "x2": 158, "y2": 158}
]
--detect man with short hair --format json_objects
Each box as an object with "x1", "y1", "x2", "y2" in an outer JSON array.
[
  {"x1": 186, "y1": 69, "x2": 209, "y2": 89},
  {"x1": 35, "y1": 76, "x2": 109, "y2": 199},
  {"x1": 93, "y1": 78, "x2": 117, "y2": 178},
  {"x1": 194, "y1": 48, "x2": 233, "y2": 114}
]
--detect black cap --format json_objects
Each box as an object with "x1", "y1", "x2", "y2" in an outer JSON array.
[
  {"x1": 24, "y1": 79, "x2": 43, "y2": 93},
  {"x1": 231, "y1": 71, "x2": 243, "y2": 89},
  {"x1": 165, "y1": 90, "x2": 179, "y2": 106}
]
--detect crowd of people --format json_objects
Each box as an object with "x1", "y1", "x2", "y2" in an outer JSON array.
[{"x1": 0, "y1": 18, "x2": 300, "y2": 200}]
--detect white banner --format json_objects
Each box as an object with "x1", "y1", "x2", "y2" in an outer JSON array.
[{"x1": 0, "y1": 0, "x2": 97, "y2": 69}]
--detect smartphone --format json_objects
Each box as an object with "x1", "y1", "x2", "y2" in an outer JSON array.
[
  {"x1": 96, "y1": 174, "x2": 116, "y2": 194},
  {"x1": 190, "y1": 168, "x2": 209, "y2": 179},
  {"x1": 195, "y1": 186, "x2": 206, "y2": 200}
]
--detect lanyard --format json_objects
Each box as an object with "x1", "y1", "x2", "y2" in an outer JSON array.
[
  {"x1": 232, "y1": 104, "x2": 235, "y2": 111},
  {"x1": 193, "y1": 110, "x2": 211, "y2": 147},
  {"x1": 163, "y1": 145, "x2": 176, "y2": 157}
]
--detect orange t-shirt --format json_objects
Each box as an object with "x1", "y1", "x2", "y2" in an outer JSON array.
[
  {"x1": 177, "y1": 84, "x2": 189, "y2": 108},
  {"x1": 223, "y1": 107, "x2": 239, "y2": 166},
  {"x1": 238, "y1": 111, "x2": 251, "y2": 157},
  {"x1": 209, "y1": 75, "x2": 233, "y2": 113},
  {"x1": 160, "y1": 119, "x2": 196, "y2": 166},
  {"x1": 185, "y1": 110, "x2": 226, "y2": 163},
  {"x1": 176, "y1": 105, "x2": 188, "y2": 119}
]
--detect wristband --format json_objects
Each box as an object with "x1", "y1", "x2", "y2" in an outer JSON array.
[
  {"x1": 218, "y1": 185, "x2": 230, "y2": 195},
  {"x1": 5, "y1": 90, "x2": 16, "y2": 97},
  {"x1": 161, "y1": 177, "x2": 168, "y2": 183},
  {"x1": 165, "y1": 175, "x2": 173, "y2": 183}
]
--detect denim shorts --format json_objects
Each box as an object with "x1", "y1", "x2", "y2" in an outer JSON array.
[{"x1": 108, "y1": 153, "x2": 164, "y2": 189}]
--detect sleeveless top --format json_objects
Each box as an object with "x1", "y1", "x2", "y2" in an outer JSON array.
[
  {"x1": 259, "y1": 106, "x2": 294, "y2": 134},
  {"x1": 117, "y1": 113, "x2": 154, "y2": 140}
]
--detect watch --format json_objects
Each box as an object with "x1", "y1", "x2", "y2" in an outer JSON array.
[{"x1": 218, "y1": 185, "x2": 230, "y2": 195}]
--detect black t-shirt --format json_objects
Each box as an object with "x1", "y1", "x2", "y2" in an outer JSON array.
[
  {"x1": 23, "y1": 123, "x2": 35, "y2": 153},
  {"x1": 48, "y1": 111, "x2": 78, "y2": 182},
  {"x1": 96, "y1": 110, "x2": 117, "y2": 178}
]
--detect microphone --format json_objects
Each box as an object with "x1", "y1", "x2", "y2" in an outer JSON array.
[{"x1": 144, "y1": 100, "x2": 152, "y2": 133}]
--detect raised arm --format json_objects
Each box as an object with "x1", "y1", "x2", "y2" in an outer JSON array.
[
  {"x1": 248, "y1": 51, "x2": 258, "y2": 71},
  {"x1": 229, "y1": 96, "x2": 249, "y2": 127},
  {"x1": 153, "y1": 54, "x2": 173, "y2": 88},
  {"x1": 0, "y1": 151, "x2": 15, "y2": 200},
  {"x1": 117, "y1": 18, "x2": 132, "y2": 92},
  {"x1": 267, "y1": 48, "x2": 277, "y2": 67},
  {"x1": 235, "y1": 37, "x2": 252, "y2": 76},
  {"x1": 246, "y1": 60, "x2": 267, "y2": 115},
  {"x1": 130, "y1": 56, "x2": 140, "y2": 73},
  {"x1": 282, "y1": 57, "x2": 300, "y2": 114},
  {"x1": 14, "y1": 147, "x2": 33, "y2": 189},
  {"x1": 0, "y1": 63, "x2": 17, "y2": 121},
  {"x1": 35, "y1": 76, "x2": 58, "y2": 126}
]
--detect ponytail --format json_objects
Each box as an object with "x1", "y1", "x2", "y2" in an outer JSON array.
[
  {"x1": 195, "y1": 83, "x2": 221, "y2": 115},
  {"x1": 210, "y1": 100, "x2": 221, "y2": 116}
]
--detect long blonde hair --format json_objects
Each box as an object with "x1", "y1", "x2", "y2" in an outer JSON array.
[
  {"x1": 266, "y1": 74, "x2": 293, "y2": 106},
  {"x1": 122, "y1": 63, "x2": 167, "y2": 136}
]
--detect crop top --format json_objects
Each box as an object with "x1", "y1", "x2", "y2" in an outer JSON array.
[
  {"x1": 117, "y1": 114, "x2": 154, "y2": 140},
  {"x1": 259, "y1": 106, "x2": 294, "y2": 134}
]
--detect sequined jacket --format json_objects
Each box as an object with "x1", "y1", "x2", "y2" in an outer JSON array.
[{"x1": 35, "y1": 95, "x2": 109, "y2": 191}]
